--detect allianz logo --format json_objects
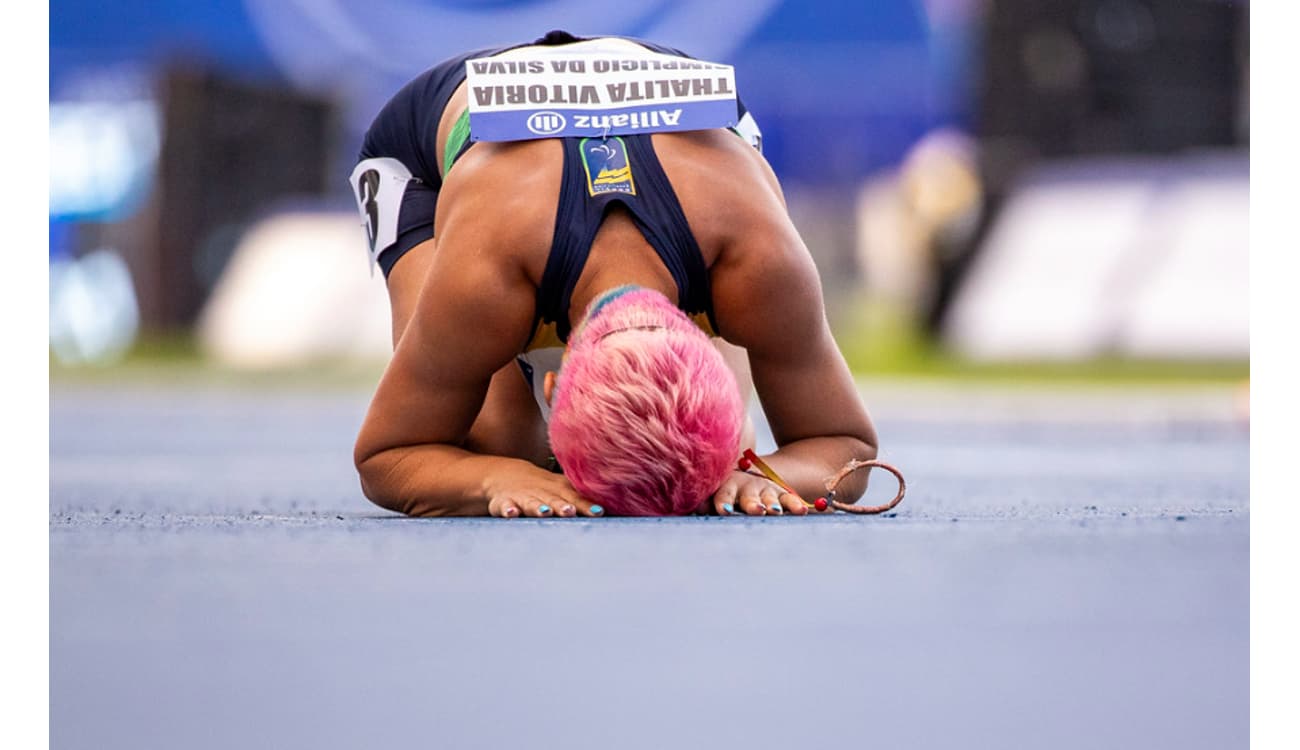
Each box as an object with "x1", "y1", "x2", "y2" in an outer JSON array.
[
  {"x1": 526, "y1": 109, "x2": 684, "y2": 135},
  {"x1": 526, "y1": 111, "x2": 567, "y2": 135}
]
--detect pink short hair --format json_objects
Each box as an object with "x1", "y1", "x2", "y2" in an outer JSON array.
[{"x1": 548, "y1": 286, "x2": 744, "y2": 516}]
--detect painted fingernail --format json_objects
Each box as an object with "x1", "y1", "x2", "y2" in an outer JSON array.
[
  {"x1": 561, "y1": 504, "x2": 574, "y2": 516},
  {"x1": 590, "y1": 505, "x2": 604, "y2": 515},
  {"x1": 723, "y1": 503, "x2": 734, "y2": 514},
  {"x1": 770, "y1": 504, "x2": 783, "y2": 514},
  {"x1": 538, "y1": 504, "x2": 551, "y2": 514}
]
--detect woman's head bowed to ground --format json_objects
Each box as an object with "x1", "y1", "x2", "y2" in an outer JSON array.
[{"x1": 548, "y1": 286, "x2": 745, "y2": 515}]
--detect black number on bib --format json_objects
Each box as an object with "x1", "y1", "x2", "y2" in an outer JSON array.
[
  {"x1": 357, "y1": 169, "x2": 381, "y2": 253},
  {"x1": 348, "y1": 157, "x2": 414, "y2": 269}
]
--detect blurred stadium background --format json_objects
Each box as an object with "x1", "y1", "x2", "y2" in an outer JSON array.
[{"x1": 48, "y1": 0, "x2": 1250, "y2": 382}]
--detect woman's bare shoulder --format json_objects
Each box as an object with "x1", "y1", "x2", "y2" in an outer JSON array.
[
  {"x1": 653, "y1": 130, "x2": 791, "y2": 253},
  {"x1": 433, "y1": 138, "x2": 564, "y2": 271}
]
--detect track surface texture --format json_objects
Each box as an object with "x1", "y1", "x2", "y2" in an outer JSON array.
[{"x1": 51, "y1": 378, "x2": 1248, "y2": 750}]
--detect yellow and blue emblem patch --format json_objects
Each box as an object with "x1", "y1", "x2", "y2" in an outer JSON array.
[{"x1": 580, "y1": 137, "x2": 636, "y2": 196}]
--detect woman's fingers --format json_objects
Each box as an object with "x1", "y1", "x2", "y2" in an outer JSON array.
[
  {"x1": 489, "y1": 497, "x2": 522, "y2": 518},
  {"x1": 779, "y1": 491, "x2": 809, "y2": 515},
  {"x1": 736, "y1": 484, "x2": 768, "y2": 515},
  {"x1": 515, "y1": 496, "x2": 555, "y2": 517},
  {"x1": 713, "y1": 482, "x2": 739, "y2": 515},
  {"x1": 492, "y1": 490, "x2": 605, "y2": 519},
  {"x1": 572, "y1": 498, "x2": 605, "y2": 517},
  {"x1": 550, "y1": 479, "x2": 603, "y2": 517},
  {"x1": 495, "y1": 475, "x2": 802, "y2": 520},
  {"x1": 550, "y1": 499, "x2": 578, "y2": 517},
  {"x1": 716, "y1": 474, "x2": 807, "y2": 517}
]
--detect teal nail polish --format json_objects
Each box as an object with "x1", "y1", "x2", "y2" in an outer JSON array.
[
  {"x1": 723, "y1": 503, "x2": 734, "y2": 514},
  {"x1": 590, "y1": 505, "x2": 604, "y2": 515},
  {"x1": 538, "y1": 504, "x2": 551, "y2": 514},
  {"x1": 770, "y1": 504, "x2": 783, "y2": 513}
]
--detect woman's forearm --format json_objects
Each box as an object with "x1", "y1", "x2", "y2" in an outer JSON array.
[
  {"x1": 356, "y1": 443, "x2": 523, "y2": 517},
  {"x1": 758, "y1": 435, "x2": 878, "y2": 504}
]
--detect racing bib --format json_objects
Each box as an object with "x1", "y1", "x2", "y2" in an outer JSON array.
[
  {"x1": 348, "y1": 157, "x2": 414, "y2": 275},
  {"x1": 465, "y1": 48, "x2": 740, "y2": 142}
]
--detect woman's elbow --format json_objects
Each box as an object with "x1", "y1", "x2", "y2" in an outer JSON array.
[
  {"x1": 354, "y1": 444, "x2": 406, "y2": 515},
  {"x1": 848, "y1": 425, "x2": 878, "y2": 462}
]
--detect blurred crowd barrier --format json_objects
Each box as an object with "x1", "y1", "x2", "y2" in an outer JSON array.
[
  {"x1": 48, "y1": 0, "x2": 1248, "y2": 369},
  {"x1": 856, "y1": 0, "x2": 1247, "y2": 363},
  {"x1": 197, "y1": 213, "x2": 391, "y2": 368},
  {"x1": 857, "y1": 140, "x2": 1248, "y2": 362}
]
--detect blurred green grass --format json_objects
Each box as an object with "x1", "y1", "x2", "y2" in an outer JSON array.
[
  {"x1": 829, "y1": 301, "x2": 1248, "y2": 386},
  {"x1": 49, "y1": 333, "x2": 385, "y2": 390},
  {"x1": 51, "y1": 312, "x2": 1249, "y2": 390}
]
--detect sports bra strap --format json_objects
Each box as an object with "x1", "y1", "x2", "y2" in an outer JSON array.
[{"x1": 537, "y1": 135, "x2": 716, "y2": 342}]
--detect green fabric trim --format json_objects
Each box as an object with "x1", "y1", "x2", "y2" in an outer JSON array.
[{"x1": 442, "y1": 109, "x2": 472, "y2": 178}]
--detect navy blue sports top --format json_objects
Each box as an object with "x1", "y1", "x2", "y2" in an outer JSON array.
[{"x1": 353, "y1": 30, "x2": 763, "y2": 417}]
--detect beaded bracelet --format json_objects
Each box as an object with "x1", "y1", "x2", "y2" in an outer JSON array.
[{"x1": 736, "y1": 448, "x2": 906, "y2": 514}]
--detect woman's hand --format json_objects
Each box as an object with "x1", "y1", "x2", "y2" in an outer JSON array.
[
  {"x1": 484, "y1": 463, "x2": 605, "y2": 519},
  {"x1": 708, "y1": 470, "x2": 809, "y2": 516}
]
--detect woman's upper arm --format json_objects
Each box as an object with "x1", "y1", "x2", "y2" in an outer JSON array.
[
  {"x1": 356, "y1": 138, "x2": 560, "y2": 465},
  {"x1": 710, "y1": 214, "x2": 876, "y2": 450},
  {"x1": 354, "y1": 227, "x2": 535, "y2": 464}
]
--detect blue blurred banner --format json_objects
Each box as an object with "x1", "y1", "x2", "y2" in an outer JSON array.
[{"x1": 50, "y1": 0, "x2": 976, "y2": 186}]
